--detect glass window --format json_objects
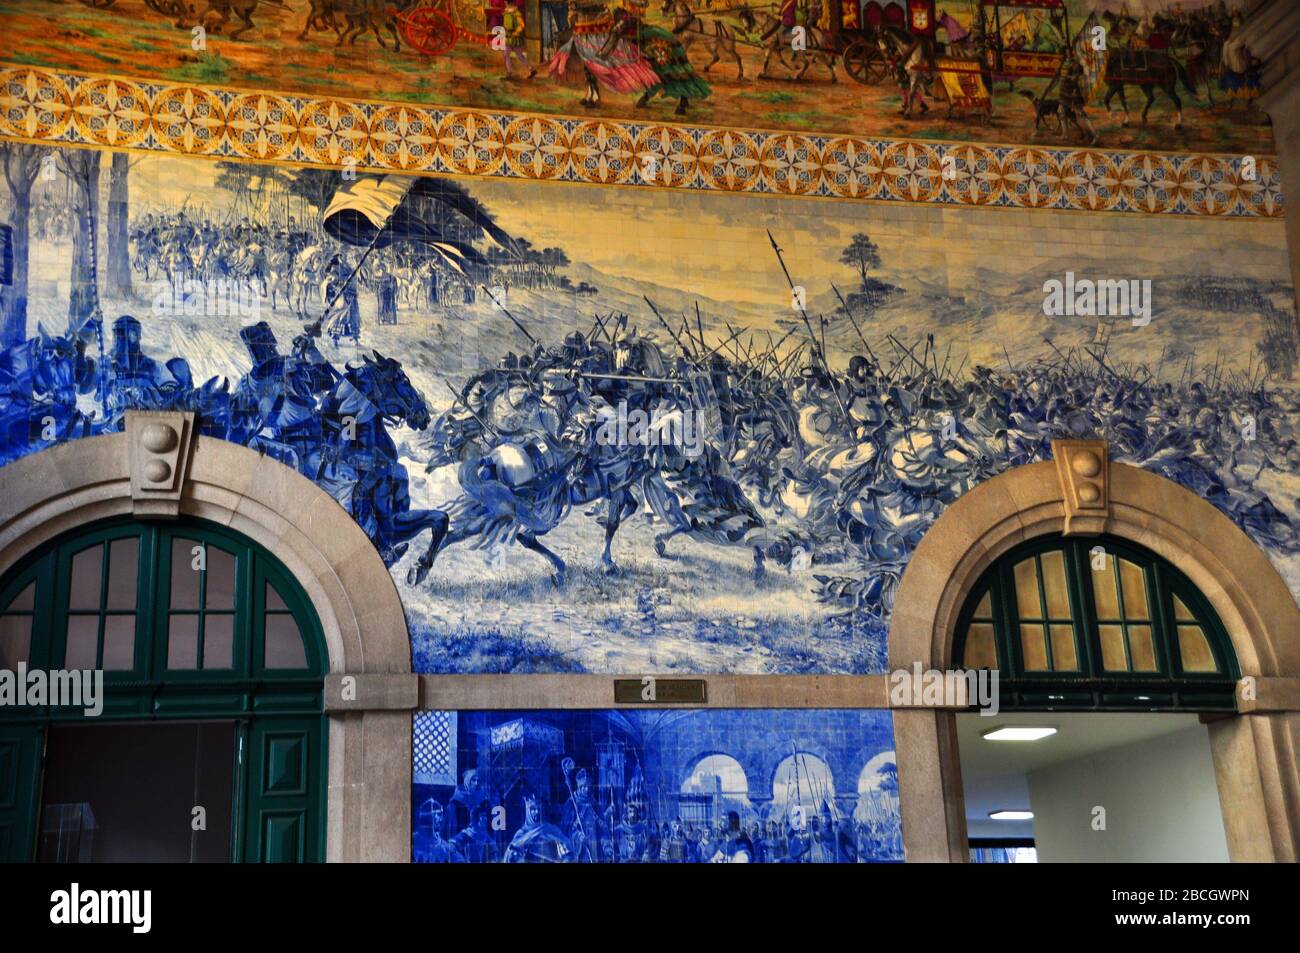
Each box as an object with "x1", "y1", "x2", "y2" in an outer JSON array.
[
  {"x1": 264, "y1": 581, "x2": 308, "y2": 670},
  {"x1": 957, "y1": 537, "x2": 1235, "y2": 708}
]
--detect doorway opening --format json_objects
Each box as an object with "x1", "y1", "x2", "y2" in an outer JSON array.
[{"x1": 959, "y1": 712, "x2": 1229, "y2": 862}]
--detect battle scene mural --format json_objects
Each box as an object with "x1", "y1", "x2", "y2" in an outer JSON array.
[
  {"x1": 0, "y1": 0, "x2": 1275, "y2": 154},
  {"x1": 0, "y1": 140, "x2": 1296, "y2": 675},
  {"x1": 411, "y1": 708, "x2": 903, "y2": 862}
]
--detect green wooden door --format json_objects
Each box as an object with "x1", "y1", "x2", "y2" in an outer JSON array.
[
  {"x1": 242, "y1": 717, "x2": 325, "y2": 863},
  {"x1": 0, "y1": 725, "x2": 44, "y2": 862}
]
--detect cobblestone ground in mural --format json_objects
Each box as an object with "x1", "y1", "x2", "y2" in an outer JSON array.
[
  {"x1": 0, "y1": 144, "x2": 1296, "y2": 674},
  {"x1": 0, "y1": 0, "x2": 1274, "y2": 153},
  {"x1": 411, "y1": 708, "x2": 902, "y2": 862}
]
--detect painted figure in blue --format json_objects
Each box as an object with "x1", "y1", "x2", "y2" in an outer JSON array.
[
  {"x1": 413, "y1": 798, "x2": 465, "y2": 863},
  {"x1": 323, "y1": 255, "x2": 362, "y2": 345},
  {"x1": 560, "y1": 761, "x2": 604, "y2": 862},
  {"x1": 612, "y1": 802, "x2": 650, "y2": 863},
  {"x1": 447, "y1": 769, "x2": 489, "y2": 834},
  {"x1": 502, "y1": 791, "x2": 573, "y2": 863},
  {"x1": 0, "y1": 327, "x2": 97, "y2": 460},
  {"x1": 451, "y1": 805, "x2": 499, "y2": 863}
]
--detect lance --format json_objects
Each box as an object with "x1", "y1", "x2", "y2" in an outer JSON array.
[
  {"x1": 480, "y1": 283, "x2": 536, "y2": 346},
  {"x1": 576, "y1": 371, "x2": 682, "y2": 384},
  {"x1": 695, "y1": 302, "x2": 708, "y2": 356},
  {"x1": 831, "y1": 283, "x2": 878, "y2": 364},
  {"x1": 767, "y1": 230, "x2": 828, "y2": 373},
  {"x1": 767, "y1": 230, "x2": 850, "y2": 421},
  {"x1": 643, "y1": 295, "x2": 692, "y2": 357},
  {"x1": 441, "y1": 378, "x2": 499, "y2": 439}
]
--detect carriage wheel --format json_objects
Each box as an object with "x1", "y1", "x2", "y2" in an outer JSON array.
[
  {"x1": 843, "y1": 40, "x2": 871, "y2": 84},
  {"x1": 399, "y1": 7, "x2": 457, "y2": 57},
  {"x1": 843, "y1": 39, "x2": 889, "y2": 85}
]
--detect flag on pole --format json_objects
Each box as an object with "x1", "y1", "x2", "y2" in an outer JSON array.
[{"x1": 322, "y1": 174, "x2": 520, "y2": 276}]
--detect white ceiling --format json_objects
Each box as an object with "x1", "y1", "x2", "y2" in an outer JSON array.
[{"x1": 957, "y1": 711, "x2": 1205, "y2": 840}]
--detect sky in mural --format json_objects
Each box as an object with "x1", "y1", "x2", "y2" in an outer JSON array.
[
  {"x1": 411, "y1": 707, "x2": 902, "y2": 862},
  {"x1": 0, "y1": 144, "x2": 1296, "y2": 675},
  {"x1": 0, "y1": 0, "x2": 1274, "y2": 153}
]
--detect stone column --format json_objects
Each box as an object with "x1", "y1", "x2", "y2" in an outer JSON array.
[{"x1": 1238, "y1": 0, "x2": 1300, "y2": 335}]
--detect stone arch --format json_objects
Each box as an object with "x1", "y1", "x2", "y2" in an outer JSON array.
[
  {"x1": 886, "y1": 442, "x2": 1300, "y2": 863},
  {"x1": 0, "y1": 416, "x2": 415, "y2": 861}
]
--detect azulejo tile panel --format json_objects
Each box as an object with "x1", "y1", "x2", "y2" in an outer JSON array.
[{"x1": 0, "y1": 68, "x2": 1282, "y2": 218}]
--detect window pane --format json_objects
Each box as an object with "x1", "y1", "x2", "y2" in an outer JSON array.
[
  {"x1": 1178, "y1": 625, "x2": 1219, "y2": 673},
  {"x1": 65, "y1": 616, "x2": 99, "y2": 668},
  {"x1": 105, "y1": 537, "x2": 139, "y2": 610},
  {"x1": 1013, "y1": 559, "x2": 1041, "y2": 619},
  {"x1": 1093, "y1": 560, "x2": 1121, "y2": 619},
  {"x1": 1119, "y1": 560, "x2": 1150, "y2": 620},
  {"x1": 1172, "y1": 594, "x2": 1195, "y2": 622},
  {"x1": 972, "y1": 590, "x2": 992, "y2": 620},
  {"x1": 265, "y1": 614, "x2": 307, "y2": 669},
  {"x1": 964, "y1": 623, "x2": 996, "y2": 669},
  {"x1": 205, "y1": 547, "x2": 236, "y2": 610},
  {"x1": 1020, "y1": 624, "x2": 1048, "y2": 671},
  {"x1": 1128, "y1": 625, "x2": 1157, "y2": 671},
  {"x1": 266, "y1": 580, "x2": 288, "y2": 613},
  {"x1": 203, "y1": 615, "x2": 234, "y2": 669},
  {"x1": 69, "y1": 545, "x2": 102, "y2": 611},
  {"x1": 170, "y1": 538, "x2": 201, "y2": 610},
  {"x1": 102, "y1": 615, "x2": 136, "y2": 670},
  {"x1": 1049, "y1": 624, "x2": 1078, "y2": 671},
  {"x1": 0, "y1": 615, "x2": 32, "y2": 668},
  {"x1": 167, "y1": 615, "x2": 199, "y2": 669},
  {"x1": 4, "y1": 581, "x2": 35, "y2": 612},
  {"x1": 1040, "y1": 550, "x2": 1071, "y2": 619},
  {"x1": 1099, "y1": 624, "x2": 1127, "y2": 671}
]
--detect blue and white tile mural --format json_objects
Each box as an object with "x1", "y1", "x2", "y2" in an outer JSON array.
[
  {"x1": 1, "y1": 142, "x2": 1298, "y2": 675},
  {"x1": 411, "y1": 709, "x2": 902, "y2": 863}
]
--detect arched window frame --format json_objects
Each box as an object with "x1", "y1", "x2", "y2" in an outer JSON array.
[
  {"x1": 953, "y1": 535, "x2": 1239, "y2": 711},
  {"x1": 0, "y1": 516, "x2": 326, "y2": 721}
]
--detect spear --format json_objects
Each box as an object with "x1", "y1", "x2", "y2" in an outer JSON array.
[
  {"x1": 441, "y1": 379, "x2": 499, "y2": 439},
  {"x1": 643, "y1": 295, "x2": 692, "y2": 358},
  {"x1": 831, "y1": 283, "x2": 877, "y2": 364},
  {"x1": 480, "y1": 284, "x2": 536, "y2": 346}
]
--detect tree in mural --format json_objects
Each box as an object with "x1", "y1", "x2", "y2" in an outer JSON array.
[
  {"x1": 838, "y1": 232, "x2": 899, "y2": 314},
  {"x1": 58, "y1": 148, "x2": 103, "y2": 332},
  {"x1": 0, "y1": 142, "x2": 43, "y2": 346},
  {"x1": 105, "y1": 153, "x2": 133, "y2": 299}
]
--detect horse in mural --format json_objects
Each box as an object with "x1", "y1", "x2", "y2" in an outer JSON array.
[{"x1": 0, "y1": 329, "x2": 98, "y2": 462}]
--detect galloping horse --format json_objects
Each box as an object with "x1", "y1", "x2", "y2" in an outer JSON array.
[{"x1": 302, "y1": 351, "x2": 446, "y2": 569}]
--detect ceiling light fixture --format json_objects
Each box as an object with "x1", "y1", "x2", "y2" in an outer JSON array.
[
  {"x1": 981, "y1": 726, "x2": 1057, "y2": 742},
  {"x1": 989, "y1": 810, "x2": 1034, "y2": 821}
]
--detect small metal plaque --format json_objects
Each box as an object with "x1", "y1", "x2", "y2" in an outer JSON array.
[{"x1": 614, "y1": 677, "x2": 707, "y2": 704}]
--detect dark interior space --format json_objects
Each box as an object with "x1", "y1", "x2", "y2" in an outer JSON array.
[{"x1": 38, "y1": 721, "x2": 236, "y2": 863}]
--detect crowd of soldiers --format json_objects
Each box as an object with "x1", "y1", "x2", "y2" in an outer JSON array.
[
  {"x1": 413, "y1": 765, "x2": 902, "y2": 863},
  {"x1": 416, "y1": 303, "x2": 1299, "y2": 612}
]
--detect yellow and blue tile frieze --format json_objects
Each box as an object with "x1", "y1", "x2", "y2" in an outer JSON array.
[{"x1": 0, "y1": 66, "x2": 1283, "y2": 218}]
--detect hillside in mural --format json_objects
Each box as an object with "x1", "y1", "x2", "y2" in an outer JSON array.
[
  {"x1": 0, "y1": 142, "x2": 1296, "y2": 674},
  {"x1": 411, "y1": 708, "x2": 902, "y2": 862},
  {"x1": 0, "y1": 0, "x2": 1273, "y2": 153}
]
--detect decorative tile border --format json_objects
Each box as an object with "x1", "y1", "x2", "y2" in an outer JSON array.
[{"x1": 0, "y1": 67, "x2": 1283, "y2": 218}]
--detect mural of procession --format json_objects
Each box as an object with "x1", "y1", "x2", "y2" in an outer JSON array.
[
  {"x1": 1, "y1": 140, "x2": 1297, "y2": 674},
  {"x1": 0, "y1": 0, "x2": 1273, "y2": 152},
  {"x1": 411, "y1": 708, "x2": 903, "y2": 862}
]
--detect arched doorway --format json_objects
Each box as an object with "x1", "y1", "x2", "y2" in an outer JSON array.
[
  {"x1": 0, "y1": 414, "x2": 415, "y2": 862},
  {"x1": 0, "y1": 516, "x2": 328, "y2": 861},
  {"x1": 889, "y1": 441, "x2": 1300, "y2": 862},
  {"x1": 680, "y1": 754, "x2": 751, "y2": 825}
]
